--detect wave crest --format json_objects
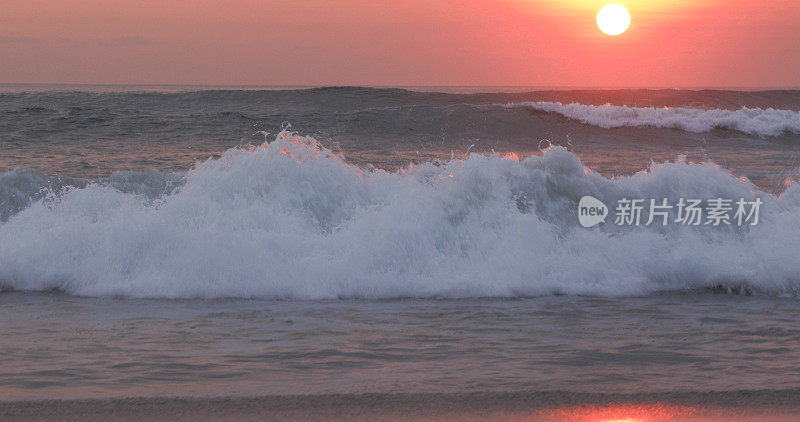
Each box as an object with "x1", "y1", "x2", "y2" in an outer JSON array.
[
  {"x1": 1, "y1": 131, "x2": 799, "y2": 299},
  {"x1": 504, "y1": 102, "x2": 800, "y2": 137}
]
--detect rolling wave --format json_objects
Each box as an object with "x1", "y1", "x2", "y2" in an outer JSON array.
[
  {"x1": 1, "y1": 131, "x2": 799, "y2": 299},
  {"x1": 505, "y1": 101, "x2": 800, "y2": 137}
]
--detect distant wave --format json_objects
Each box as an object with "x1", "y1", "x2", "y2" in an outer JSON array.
[
  {"x1": 504, "y1": 102, "x2": 800, "y2": 137},
  {"x1": 1, "y1": 131, "x2": 800, "y2": 299}
]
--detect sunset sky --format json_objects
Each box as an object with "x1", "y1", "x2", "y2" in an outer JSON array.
[{"x1": 1, "y1": 0, "x2": 799, "y2": 87}]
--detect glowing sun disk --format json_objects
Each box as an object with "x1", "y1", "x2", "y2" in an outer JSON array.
[{"x1": 597, "y1": 4, "x2": 631, "y2": 36}]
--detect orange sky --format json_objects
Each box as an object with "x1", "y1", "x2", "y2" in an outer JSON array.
[{"x1": 1, "y1": 0, "x2": 799, "y2": 87}]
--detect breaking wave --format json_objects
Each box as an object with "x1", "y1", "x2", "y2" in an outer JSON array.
[
  {"x1": 1, "y1": 131, "x2": 799, "y2": 299},
  {"x1": 505, "y1": 102, "x2": 800, "y2": 137}
]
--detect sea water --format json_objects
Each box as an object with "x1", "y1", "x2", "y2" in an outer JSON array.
[{"x1": 1, "y1": 86, "x2": 800, "y2": 414}]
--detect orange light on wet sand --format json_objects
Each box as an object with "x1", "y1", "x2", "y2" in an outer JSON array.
[
  {"x1": 597, "y1": 4, "x2": 631, "y2": 36},
  {"x1": 543, "y1": 403, "x2": 695, "y2": 422}
]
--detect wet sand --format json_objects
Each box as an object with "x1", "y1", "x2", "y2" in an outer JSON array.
[{"x1": 2, "y1": 389, "x2": 799, "y2": 421}]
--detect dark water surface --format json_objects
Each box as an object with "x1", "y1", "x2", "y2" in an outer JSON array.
[
  {"x1": 1, "y1": 292, "x2": 799, "y2": 401},
  {"x1": 2, "y1": 87, "x2": 799, "y2": 188}
]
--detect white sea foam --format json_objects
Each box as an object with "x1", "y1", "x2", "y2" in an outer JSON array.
[
  {"x1": 504, "y1": 102, "x2": 800, "y2": 137},
  {"x1": 1, "y1": 131, "x2": 799, "y2": 299}
]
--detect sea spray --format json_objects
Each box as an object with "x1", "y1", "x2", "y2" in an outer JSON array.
[{"x1": 1, "y1": 131, "x2": 799, "y2": 299}]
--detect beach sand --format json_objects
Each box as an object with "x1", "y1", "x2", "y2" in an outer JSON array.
[{"x1": 2, "y1": 390, "x2": 800, "y2": 421}]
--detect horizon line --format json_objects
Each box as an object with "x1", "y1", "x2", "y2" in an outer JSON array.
[{"x1": 1, "y1": 83, "x2": 800, "y2": 92}]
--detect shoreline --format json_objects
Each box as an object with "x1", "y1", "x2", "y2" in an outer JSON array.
[{"x1": 3, "y1": 389, "x2": 800, "y2": 421}]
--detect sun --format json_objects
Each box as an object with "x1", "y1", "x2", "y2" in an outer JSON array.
[{"x1": 596, "y1": 4, "x2": 631, "y2": 36}]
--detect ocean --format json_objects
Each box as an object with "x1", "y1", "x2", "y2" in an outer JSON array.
[{"x1": 1, "y1": 85, "x2": 800, "y2": 420}]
